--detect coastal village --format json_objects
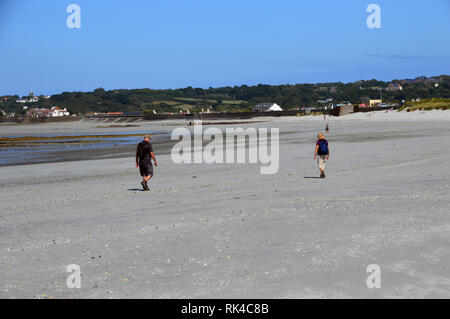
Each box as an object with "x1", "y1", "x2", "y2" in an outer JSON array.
[
  {"x1": 0, "y1": 76, "x2": 446, "y2": 120},
  {"x1": 0, "y1": 92, "x2": 71, "y2": 119}
]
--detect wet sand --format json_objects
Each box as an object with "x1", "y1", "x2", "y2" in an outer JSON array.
[
  {"x1": 1, "y1": 111, "x2": 450, "y2": 298},
  {"x1": 0, "y1": 120, "x2": 175, "y2": 166}
]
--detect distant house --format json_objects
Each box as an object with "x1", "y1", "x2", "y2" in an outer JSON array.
[
  {"x1": 16, "y1": 96, "x2": 39, "y2": 103},
  {"x1": 26, "y1": 106, "x2": 69, "y2": 118},
  {"x1": 50, "y1": 106, "x2": 70, "y2": 117},
  {"x1": 369, "y1": 99, "x2": 382, "y2": 106},
  {"x1": 386, "y1": 83, "x2": 403, "y2": 92},
  {"x1": 253, "y1": 103, "x2": 283, "y2": 112},
  {"x1": 26, "y1": 108, "x2": 50, "y2": 118},
  {"x1": 317, "y1": 97, "x2": 333, "y2": 104}
]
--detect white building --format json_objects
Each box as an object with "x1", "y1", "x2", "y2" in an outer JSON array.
[
  {"x1": 253, "y1": 103, "x2": 283, "y2": 112},
  {"x1": 16, "y1": 96, "x2": 39, "y2": 103},
  {"x1": 50, "y1": 106, "x2": 70, "y2": 117}
]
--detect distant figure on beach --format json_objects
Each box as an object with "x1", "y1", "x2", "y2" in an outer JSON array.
[
  {"x1": 136, "y1": 134, "x2": 158, "y2": 191},
  {"x1": 324, "y1": 114, "x2": 330, "y2": 132},
  {"x1": 314, "y1": 132, "x2": 329, "y2": 178}
]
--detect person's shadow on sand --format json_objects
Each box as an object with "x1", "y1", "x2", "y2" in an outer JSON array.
[
  {"x1": 303, "y1": 176, "x2": 322, "y2": 179},
  {"x1": 127, "y1": 188, "x2": 145, "y2": 191}
]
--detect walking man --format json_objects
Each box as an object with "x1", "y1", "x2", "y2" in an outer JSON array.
[
  {"x1": 314, "y1": 132, "x2": 329, "y2": 178},
  {"x1": 136, "y1": 134, "x2": 158, "y2": 191}
]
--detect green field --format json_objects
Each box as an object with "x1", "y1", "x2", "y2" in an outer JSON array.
[
  {"x1": 174, "y1": 97, "x2": 245, "y2": 105},
  {"x1": 174, "y1": 97, "x2": 217, "y2": 104},
  {"x1": 150, "y1": 100, "x2": 181, "y2": 106}
]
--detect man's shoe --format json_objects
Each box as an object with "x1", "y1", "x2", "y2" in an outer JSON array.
[{"x1": 141, "y1": 181, "x2": 149, "y2": 191}]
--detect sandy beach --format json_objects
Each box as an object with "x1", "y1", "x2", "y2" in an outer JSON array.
[{"x1": 1, "y1": 110, "x2": 450, "y2": 298}]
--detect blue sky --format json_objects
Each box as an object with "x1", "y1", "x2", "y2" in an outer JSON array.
[{"x1": 1, "y1": 0, "x2": 449, "y2": 96}]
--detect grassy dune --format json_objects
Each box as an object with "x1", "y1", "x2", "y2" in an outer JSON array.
[{"x1": 398, "y1": 98, "x2": 450, "y2": 111}]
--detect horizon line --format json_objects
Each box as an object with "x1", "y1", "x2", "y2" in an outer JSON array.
[{"x1": 1, "y1": 73, "x2": 448, "y2": 97}]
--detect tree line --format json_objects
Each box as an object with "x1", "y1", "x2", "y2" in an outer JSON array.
[{"x1": 1, "y1": 75, "x2": 449, "y2": 115}]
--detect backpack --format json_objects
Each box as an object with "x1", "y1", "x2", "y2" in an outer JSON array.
[{"x1": 318, "y1": 140, "x2": 328, "y2": 155}]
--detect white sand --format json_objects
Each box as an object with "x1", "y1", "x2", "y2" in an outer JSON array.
[{"x1": 1, "y1": 111, "x2": 450, "y2": 298}]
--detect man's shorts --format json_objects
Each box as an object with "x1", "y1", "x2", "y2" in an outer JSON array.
[
  {"x1": 317, "y1": 155, "x2": 327, "y2": 170},
  {"x1": 139, "y1": 160, "x2": 154, "y2": 177}
]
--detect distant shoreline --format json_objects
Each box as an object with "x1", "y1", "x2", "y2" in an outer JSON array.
[
  {"x1": 0, "y1": 116, "x2": 81, "y2": 125},
  {"x1": 1, "y1": 110, "x2": 450, "y2": 167}
]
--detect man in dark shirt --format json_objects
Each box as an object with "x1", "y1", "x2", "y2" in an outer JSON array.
[{"x1": 136, "y1": 134, "x2": 158, "y2": 191}]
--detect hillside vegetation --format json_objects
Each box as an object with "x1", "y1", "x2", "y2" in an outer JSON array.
[{"x1": 2, "y1": 75, "x2": 449, "y2": 115}]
